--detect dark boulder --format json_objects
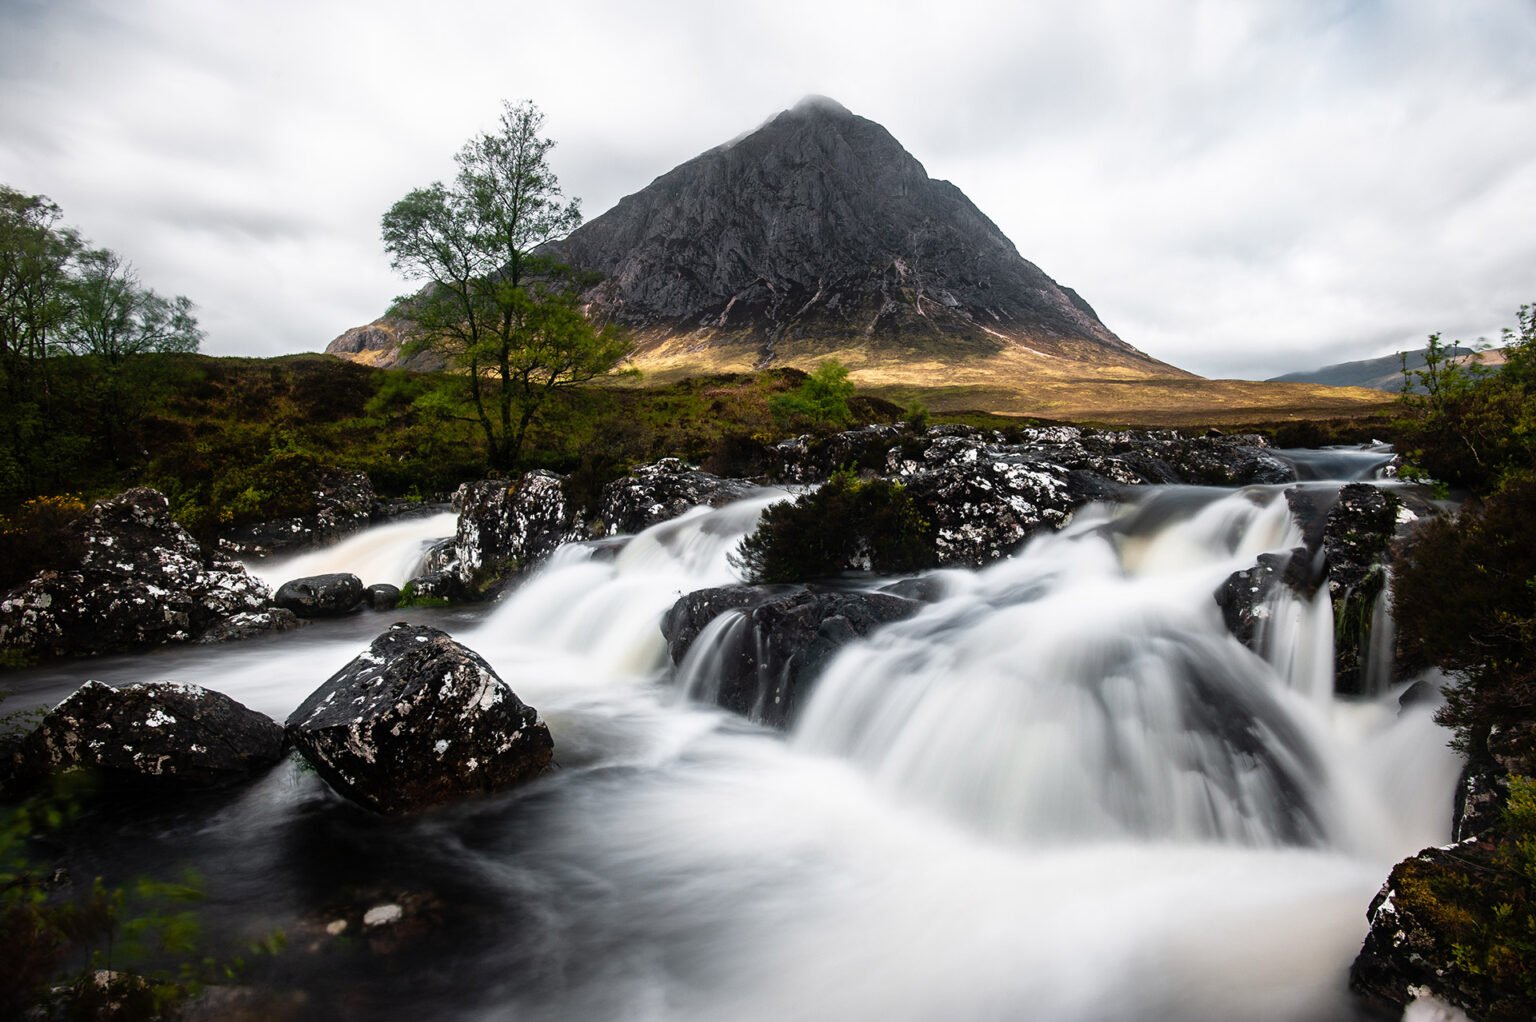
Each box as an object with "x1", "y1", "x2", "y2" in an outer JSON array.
[
  {"x1": 0, "y1": 488, "x2": 272, "y2": 657},
  {"x1": 1322, "y1": 483, "x2": 1399, "y2": 695},
  {"x1": 275, "y1": 573, "x2": 365, "y2": 618},
  {"x1": 399, "y1": 572, "x2": 470, "y2": 605},
  {"x1": 285, "y1": 624, "x2": 554, "y2": 814},
  {"x1": 450, "y1": 472, "x2": 587, "y2": 594},
  {"x1": 1214, "y1": 548, "x2": 1312, "y2": 649},
  {"x1": 661, "y1": 584, "x2": 920, "y2": 728},
  {"x1": 596, "y1": 458, "x2": 758, "y2": 535},
  {"x1": 886, "y1": 433, "x2": 1111, "y2": 567},
  {"x1": 196, "y1": 608, "x2": 304, "y2": 644},
  {"x1": 10, "y1": 681, "x2": 285, "y2": 792},
  {"x1": 365, "y1": 583, "x2": 402, "y2": 610},
  {"x1": 768, "y1": 425, "x2": 906, "y2": 484}
]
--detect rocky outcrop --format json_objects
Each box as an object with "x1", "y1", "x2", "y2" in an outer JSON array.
[
  {"x1": 285, "y1": 624, "x2": 554, "y2": 814},
  {"x1": 0, "y1": 488, "x2": 272, "y2": 657},
  {"x1": 768, "y1": 425, "x2": 907, "y2": 485},
  {"x1": 1213, "y1": 549, "x2": 1313, "y2": 648},
  {"x1": 1351, "y1": 838, "x2": 1535, "y2": 1022},
  {"x1": 448, "y1": 473, "x2": 586, "y2": 594},
  {"x1": 9, "y1": 681, "x2": 285, "y2": 792},
  {"x1": 275, "y1": 573, "x2": 365, "y2": 618},
  {"x1": 196, "y1": 608, "x2": 304, "y2": 644},
  {"x1": 218, "y1": 470, "x2": 379, "y2": 558},
  {"x1": 661, "y1": 584, "x2": 919, "y2": 727},
  {"x1": 596, "y1": 458, "x2": 758, "y2": 536}
]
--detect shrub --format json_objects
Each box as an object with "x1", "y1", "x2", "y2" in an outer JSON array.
[
  {"x1": 734, "y1": 469, "x2": 936, "y2": 582},
  {"x1": 769, "y1": 360, "x2": 856, "y2": 429}
]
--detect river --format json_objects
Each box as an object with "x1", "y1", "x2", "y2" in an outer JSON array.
[{"x1": 4, "y1": 448, "x2": 1461, "y2": 1021}]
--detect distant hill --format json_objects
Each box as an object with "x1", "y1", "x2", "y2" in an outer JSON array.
[
  {"x1": 329, "y1": 96, "x2": 1185, "y2": 385},
  {"x1": 1269, "y1": 346, "x2": 1505, "y2": 392}
]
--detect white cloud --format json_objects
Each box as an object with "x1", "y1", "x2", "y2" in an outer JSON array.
[{"x1": 1, "y1": 0, "x2": 1533, "y2": 378}]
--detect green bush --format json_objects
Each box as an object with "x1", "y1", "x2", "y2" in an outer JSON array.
[
  {"x1": 770, "y1": 359, "x2": 856, "y2": 429},
  {"x1": 734, "y1": 469, "x2": 936, "y2": 582}
]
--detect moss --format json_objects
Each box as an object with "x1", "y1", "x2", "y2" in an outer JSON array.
[{"x1": 394, "y1": 582, "x2": 449, "y2": 609}]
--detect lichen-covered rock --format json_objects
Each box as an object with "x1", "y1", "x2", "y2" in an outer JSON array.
[
  {"x1": 661, "y1": 584, "x2": 919, "y2": 727},
  {"x1": 451, "y1": 472, "x2": 587, "y2": 594},
  {"x1": 886, "y1": 434, "x2": 1113, "y2": 567},
  {"x1": 1454, "y1": 720, "x2": 1536, "y2": 841},
  {"x1": 274, "y1": 573, "x2": 365, "y2": 618},
  {"x1": 0, "y1": 488, "x2": 272, "y2": 657},
  {"x1": 11, "y1": 680, "x2": 285, "y2": 791},
  {"x1": 596, "y1": 458, "x2": 758, "y2": 535},
  {"x1": 196, "y1": 608, "x2": 304, "y2": 644},
  {"x1": 768, "y1": 424, "x2": 906, "y2": 484},
  {"x1": 285, "y1": 624, "x2": 554, "y2": 814},
  {"x1": 1351, "y1": 840, "x2": 1535, "y2": 1022}
]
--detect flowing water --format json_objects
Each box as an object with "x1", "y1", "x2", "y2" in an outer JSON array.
[{"x1": 5, "y1": 453, "x2": 1461, "y2": 1021}]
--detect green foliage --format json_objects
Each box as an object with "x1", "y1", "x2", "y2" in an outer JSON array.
[
  {"x1": 1394, "y1": 475, "x2": 1536, "y2": 753},
  {"x1": 382, "y1": 100, "x2": 635, "y2": 470},
  {"x1": 395, "y1": 581, "x2": 450, "y2": 609},
  {"x1": 1394, "y1": 304, "x2": 1536, "y2": 494},
  {"x1": 734, "y1": 468, "x2": 936, "y2": 582},
  {"x1": 769, "y1": 359, "x2": 856, "y2": 429}
]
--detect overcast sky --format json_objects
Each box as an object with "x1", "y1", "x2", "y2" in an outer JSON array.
[{"x1": 2, "y1": 0, "x2": 1534, "y2": 379}]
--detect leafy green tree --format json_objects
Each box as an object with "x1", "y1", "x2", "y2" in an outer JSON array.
[
  {"x1": 58, "y1": 248, "x2": 201, "y2": 364},
  {"x1": 381, "y1": 100, "x2": 633, "y2": 470},
  {"x1": 770, "y1": 359, "x2": 856, "y2": 428}
]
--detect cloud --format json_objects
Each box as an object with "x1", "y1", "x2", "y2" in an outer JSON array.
[{"x1": 1, "y1": 0, "x2": 1533, "y2": 378}]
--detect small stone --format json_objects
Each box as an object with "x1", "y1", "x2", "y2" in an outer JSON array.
[{"x1": 363, "y1": 904, "x2": 403, "y2": 928}]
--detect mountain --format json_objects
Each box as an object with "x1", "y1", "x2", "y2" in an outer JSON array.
[
  {"x1": 329, "y1": 97, "x2": 1187, "y2": 387},
  {"x1": 1269, "y1": 345, "x2": 1503, "y2": 392}
]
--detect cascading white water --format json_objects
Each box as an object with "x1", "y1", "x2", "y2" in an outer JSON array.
[
  {"x1": 247, "y1": 510, "x2": 459, "y2": 588},
  {"x1": 16, "y1": 468, "x2": 1465, "y2": 1022}
]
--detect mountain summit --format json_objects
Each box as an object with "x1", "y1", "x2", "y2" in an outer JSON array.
[
  {"x1": 329, "y1": 98, "x2": 1187, "y2": 383},
  {"x1": 542, "y1": 97, "x2": 1177, "y2": 376}
]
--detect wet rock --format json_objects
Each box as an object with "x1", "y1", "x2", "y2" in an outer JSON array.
[
  {"x1": 398, "y1": 572, "x2": 469, "y2": 605},
  {"x1": 1214, "y1": 548, "x2": 1312, "y2": 649},
  {"x1": 451, "y1": 472, "x2": 586, "y2": 594},
  {"x1": 285, "y1": 624, "x2": 554, "y2": 814},
  {"x1": 365, "y1": 584, "x2": 402, "y2": 610},
  {"x1": 887, "y1": 434, "x2": 1112, "y2": 567},
  {"x1": 11, "y1": 681, "x2": 285, "y2": 791},
  {"x1": 0, "y1": 488, "x2": 272, "y2": 657},
  {"x1": 275, "y1": 573, "x2": 365, "y2": 618},
  {"x1": 415, "y1": 538, "x2": 459, "y2": 578},
  {"x1": 1323, "y1": 483, "x2": 1399, "y2": 695},
  {"x1": 1453, "y1": 720, "x2": 1536, "y2": 842},
  {"x1": 661, "y1": 584, "x2": 919, "y2": 728},
  {"x1": 596, "y1": 458, "x2": 758, "y2": 535},
  {"x1": 196, "y1": 608, "x2": 305, "y2": 644}
]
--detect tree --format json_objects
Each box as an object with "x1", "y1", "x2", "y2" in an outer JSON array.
[
  {"x1": 58, "y1": 248, "x2": 201, "y2": 364},
  {"x1": 0, "y1": 186, "x2": 80, "y2": 365},
  {"x1": 381, "y1": 100, "x2": 632, "y2": 470},
  {"x1": 770, "y1": 359, "x2": 856, "y2": 428}
]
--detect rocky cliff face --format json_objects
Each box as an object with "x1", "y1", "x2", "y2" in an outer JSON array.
[
  {"x1": 329, "y1": 97, "x2": 1183, "y2": 379},
  {"x1": 544, "y1": 96, "x2": 1170, "y2": 372}
]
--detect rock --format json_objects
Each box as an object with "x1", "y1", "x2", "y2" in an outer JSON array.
[
  {"x1": 1351, "y1": 841, "x2": 1533, "y2": 1022},
  {"x1": 450, "y1": 472, "x2": 587, "y2": 594},
  {"x1": 274, "y1": 573, "x2": 365, "y2": 618},
  {"x1": 661, "y1": 584, "x2": 920, "y2": 728},
  {"x1": 11, "y1": 681, "x2": 285, "y2": 791},
  {"x1": 216, "y1": 470, "x2": 378, "y2": 557},
  {"x1": 1322, "y1": 483, "x2": 1399, "y2": 695},
  {"x1": 196, "y1": 608, "x2": 305, "y2": 644},
  {"x1": 887, "y1": 433, "x2": 1111, "y2": 567},
  {"x1": 1453, "y1": 719, "x2": 1536, "y2": 842},
  {"x1": 0, "y1": 488, "x2": 272, "y2": 657},
  {"x1": 1214, "y1": 549, "x2": 1312, "y2": 648},
  {"x1": 768, "y1": 425, "x2": 907, "y2": 485},
  {"x1": 1398, "y1": 679, "x2": 1442, "y2": 713},
  {"x1": 365, "y1": 583, "x2": 402, "y2": 610},
  {"x1": 399, "y1": 572, "x2": 469, "y2": 605},
  {"x1": 285, "y1": 624, "x2": 554, "y2": 814},
  {"x1": 596, "y1": 458, "x2": 758, "y2": 535},
  {"x1": 414, "y1": 538, "x2": 459, "y2": 578}
]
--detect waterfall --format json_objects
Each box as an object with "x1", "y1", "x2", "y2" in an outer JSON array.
[
  {"x1": 10, "y1": 464, "x2": 1465, "y2": 1022},
  {"x1": 245, "y1": 510, "x2": 458, "y2": 588}
]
